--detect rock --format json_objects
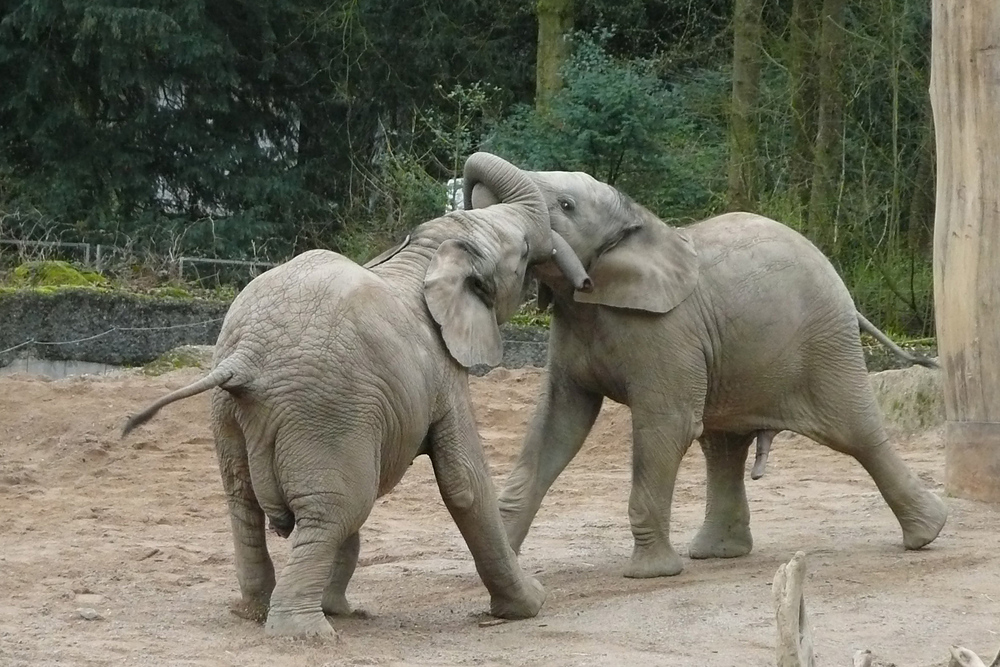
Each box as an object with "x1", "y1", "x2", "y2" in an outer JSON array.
[
  {"x1": 870, "y1": 365, "x2": 944, "y2": 432},
  {"x1": 76, "y1": 608, "x2": 103, "y2": 621}
]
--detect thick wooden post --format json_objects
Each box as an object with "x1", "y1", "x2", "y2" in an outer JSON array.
[{"x1": 930, "y1": 0, "x2": 1000, "y2": 501}]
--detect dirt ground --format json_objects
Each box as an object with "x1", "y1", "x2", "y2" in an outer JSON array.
[{"x1": 1, "y1": 366, "x2": 997, "y2": 667}]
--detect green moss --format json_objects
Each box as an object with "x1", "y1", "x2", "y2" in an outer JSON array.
[
  {"x1": 143, "y1": 346, "x2": 214, "y2": 376},
  {"x1": 12, "y1": 260, "x2": 105, "y2": 287},
  {"x1": 0, "y1": 270, "x2": 233, "y2": 304},
  {"x1": 149, "y1": 285, "x2": 195, "y2": 299}
]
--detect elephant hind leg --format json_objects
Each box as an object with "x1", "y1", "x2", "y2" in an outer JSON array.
[
  {"x1": 264, "y1": 427, "x2": 377, "y2": 638},
  {"x1": 322, "y1": 531, "x2": 360, "y2": 617},
  {"x1": 689, "y1": 431, "x2": 754, "y2": 559},
  {"x1": 211, "y1": 391, "x2": 275, "y2": 622},
  {"x1": 798, "y1": 377, "x2": 948, "y2": 550}
]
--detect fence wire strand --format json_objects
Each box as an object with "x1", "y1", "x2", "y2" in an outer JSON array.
[{"x1": 0, "y1": 318, "x2": 225, "y2": 357}]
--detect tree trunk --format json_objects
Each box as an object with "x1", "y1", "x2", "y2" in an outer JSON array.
[
  {"x1": 930, "y1": 0, "x2": 1000, "y2": 502},
  {"x1": 727, "y1": 0, "x2": 765, "y2": 211},
  {"x1": 788, "y1": 0, "x2": 820, "y2": 218},
  {"x1": 807, "y1": 0, "x2": 846, "y2": 256},
  {"x1": 535, "y1": 0, "x2": 574, "y2": 113}
]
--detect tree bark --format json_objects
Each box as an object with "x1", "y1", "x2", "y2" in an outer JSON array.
[
  {"x1": 930, "y1": 0, "x2": 1000, "y2": 502},
  {"x1": 726, "y1": 0, "x2": 764, "y2": 211},
  {"x1": 788, "y1": 0, "x2": 820, "y2": 217},
  {"x1": 807, "y1": 0, "x2": 846, "y2": 256},
  {"x1": 535, "y1": 0, "x2": 574, "y2": 113}
]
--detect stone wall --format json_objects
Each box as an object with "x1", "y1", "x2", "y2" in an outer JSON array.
[
  {"x1": 0, "y1": 289, "x2": 228, "y2": 367},
  {"x1": 0, "y1": 288, "x2": 936, "y2": 373}
]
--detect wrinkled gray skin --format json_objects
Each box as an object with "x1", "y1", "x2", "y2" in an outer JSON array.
[
  {"x1": 120, "y1": 153, "x2": 589, "y2": 638},
  {"x1": 469, "y1": 169, "x2": 948, "y2": 579}
]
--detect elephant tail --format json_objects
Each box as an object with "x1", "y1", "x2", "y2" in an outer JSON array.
[
  {"x1": 122, "y1": 359, "x2": 246, "y2": 437},
  {"x1": 856, "y1": 313, "x2": 939, "y2": 369}
]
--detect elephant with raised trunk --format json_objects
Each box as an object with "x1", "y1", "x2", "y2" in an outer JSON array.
[
  {"x1": 467, "y1": 165, "x2": 948, "y2": 579},
  {"x1": 121, "y1": 153, "x2": 592, "y2": 638}
]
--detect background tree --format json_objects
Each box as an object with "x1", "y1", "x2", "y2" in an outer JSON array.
[
  {"x1": 726, "y1": 0, "x2": 763, "y2": 211},
  {"x1": 788, "y1": 0, "x2": 820, "y2": 215},
  {"x1": 806, "y1": 0, "x2": 847, "y2": 256},
  {"x1": 536, "y1": 0, "x2": 575, "y2": 112}
]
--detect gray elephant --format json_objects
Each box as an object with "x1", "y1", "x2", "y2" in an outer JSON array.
[
  {"x1": 121, "y1": 153, "x2": 591, "y2": 638},
  {"x1": 467, "y1": 167, "x2": 948, "y2": 579}
]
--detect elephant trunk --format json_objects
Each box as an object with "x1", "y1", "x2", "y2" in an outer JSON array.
[
  {"x1": 463, "y1": 152, "x2": 549, "y2": 254},
  {"x1": 552, "y1": 232, "x2": 593, "y2": 293}
]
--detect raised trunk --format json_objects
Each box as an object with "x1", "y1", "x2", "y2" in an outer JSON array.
[
  {"x1": 930, "y1": 0, "x2": 1000, "y2": 502},
  {"x1": 726, "y1": 0, "x2": 764, "y2": 211},
  {"x1": 789, "y1": 0, "x2": 820, "y2": 217},
  {"x1": 535, "y1": 0, "x2": 574, "y2": 113},
  {"x1": 807, "y1": 0, "x2": 846, "y2": 257}
]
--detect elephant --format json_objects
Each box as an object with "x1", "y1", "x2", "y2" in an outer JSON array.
[
  {"x1": 120, "y1": 152, "x2": 593, "y2": 638},
  {"x1": 466, "y1": 166, "x2": 949, "y2": 579}
]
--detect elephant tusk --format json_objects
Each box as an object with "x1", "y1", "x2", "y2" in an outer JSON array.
[{"x1": 551, "y1": 232, "x2": 593, "y2": 293}]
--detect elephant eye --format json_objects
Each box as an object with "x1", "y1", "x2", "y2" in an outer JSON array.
[
  {"x1": 521, "y1": 239, "x2": 530, "y2": 259},
  {"x1": 558, "y1": 197, "x2": 575, "y2": 212}
]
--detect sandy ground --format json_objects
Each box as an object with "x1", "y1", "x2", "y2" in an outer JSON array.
[{"x1": 0, "y1": 366, "x2": 998, "y2": 667}]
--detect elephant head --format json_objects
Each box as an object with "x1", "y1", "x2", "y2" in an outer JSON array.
[
  {"x1": 463, "y1": 155, "x2": 594, "y2": 298},
  {"x1": 403, "y1": 153, "x2": 591, "y2": 368},
  {"x1": 465, "y1": 166, "x2": 698, "y2": 314}
]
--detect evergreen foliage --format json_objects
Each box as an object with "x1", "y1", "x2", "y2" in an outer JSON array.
[{"x1": 0, "y1": 0, "x2": 937, "y2": 335}]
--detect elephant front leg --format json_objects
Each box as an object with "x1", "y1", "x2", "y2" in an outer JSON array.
[
  {"x1": 499, "y1": 375, "x2": 603, "y2": 552},
  {"x1": 689, "y1": 431, "x2": 754, "y2": 559},
  {"x1": 431, "y1": 400, "x2": 546, "y2": 620},
  {"x1": 212, "y1": 393, "x2": 275, "y2": 623},
  {"x1": 321, "y1": 531, "x2": 360, "y2": 616},
  {"x1": 625, "y1": 409, "x2": 701, "y2": 578}
]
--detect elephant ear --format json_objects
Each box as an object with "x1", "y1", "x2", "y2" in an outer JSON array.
[
  {"x1": 574, "y1": 221, "x2": 699, "y2": 314},
  {"x1": 424, "y1": 239, "x2": 503, "y2": 368}
]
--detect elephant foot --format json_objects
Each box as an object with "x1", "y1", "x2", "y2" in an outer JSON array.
[
  {"x1": 321, "y1": 591, "x2": 352, "y2": 617},
  {"x1": 264, "y1": 608, "x2": 338, "y2": 639},
  {"x1": 489, "y1": 576, "x2": 546, "y2": 620},
  {"x1": 624, "y1": 543, "x2": 683, "y2": 578},
  {"x1": 900, "y1": 491, "x2": 948, "y2": 550},
  {"x1": 688, "y1": 522, "x2": 753, "y2": 559},
  {"x1": 229, "y1": 596, "x2": 269, "y2": 623}
]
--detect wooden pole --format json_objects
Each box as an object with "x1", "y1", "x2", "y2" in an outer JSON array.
[{"x1": 930, "y1": 0, "x2": 1000, "y2": 502}]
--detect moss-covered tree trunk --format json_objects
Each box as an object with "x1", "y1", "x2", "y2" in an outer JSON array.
[
  {"x1": 788, "y1": 0, "x2": 820, "y2": 217},
  {"x1": 807, "y1": 0, "x2": 847, "y2": 256},
  {"x1": 930, "y1": 0, "x2": 1000, "y2": 502},
  {"x1": 726, "y1": 0, "x2": 764, "y2": 211},
  {"x1": 535, "y1": 0, "x2": 574, "y2": 113}
]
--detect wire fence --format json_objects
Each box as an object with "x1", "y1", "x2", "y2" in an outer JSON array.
[
  {"x1": 0, "y1": 318, "x2": 226, "y2": 359},
  {"x1": 0, "y1": 238, "x2": 278, "y2": 284}
]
